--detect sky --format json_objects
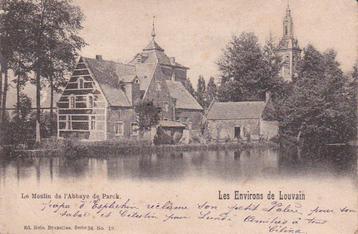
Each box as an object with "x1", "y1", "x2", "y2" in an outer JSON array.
[
  {"x1": 73, "y1": 0, "x2": 357, "y2": 84},
  {"x1": 5, "y1": 0, "x2": 358, "y2": 107}
]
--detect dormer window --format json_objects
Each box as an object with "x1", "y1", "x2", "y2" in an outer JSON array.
[
  {"x1": 78, "y1": 78, "x2": 84, "y2": 89},
  {"x1": 134, "y1": 79, "x2": 140, "y2": 84}
]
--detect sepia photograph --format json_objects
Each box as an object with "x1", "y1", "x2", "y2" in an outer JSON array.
[{"x1": 0, "y1": 0, "x2": 357, "y2": 233}]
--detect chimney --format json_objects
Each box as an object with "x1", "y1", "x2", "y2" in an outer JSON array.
[
  {"x1": 170, "y1": 57, "x2": 175, "y2": 65},
  {"x1": 96, "y1": 55, "x2": 103, "y2": 61},
  {"x1": 265, "y1": 91, "x2": 271, "y2": 103}
]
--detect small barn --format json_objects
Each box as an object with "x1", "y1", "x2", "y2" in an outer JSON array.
[{"x1": 206, "y1": 97, "x2": 279, "y2": 141}]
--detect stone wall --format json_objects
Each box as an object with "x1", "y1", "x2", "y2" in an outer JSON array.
[
  {"x1": 176, "y1": 109, "x2": 203, "y2": 130},
  {"x1": 107, "y1": 108, "x2": 137, "y2": 140},
  {"x1": 260, "y1": 120, "x2": 279, "y2": 140},
  {"x1": 207, "y1": 119, "x2": 260, "y2": 140}
]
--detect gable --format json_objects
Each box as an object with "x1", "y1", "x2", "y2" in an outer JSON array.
[
  {"x1": 58, "y1": 58, "x2": 108, "y2": 108},
  {"x1": 58, "y1": 57, "x2": 131, "y2": 108}
]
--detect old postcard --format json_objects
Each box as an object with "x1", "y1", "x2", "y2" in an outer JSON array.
[{"x1": 0, "y1": 0, "x2": 357, "y2": 233}]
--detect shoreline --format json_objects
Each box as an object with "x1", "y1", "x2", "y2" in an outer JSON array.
[{"x1": 1, "y1": 141, "x2": 278, "y2": 158}]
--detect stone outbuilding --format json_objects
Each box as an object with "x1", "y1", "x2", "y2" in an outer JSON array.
[{"x1": 206, "y1": 96, "x2": 279, "y2": 141}]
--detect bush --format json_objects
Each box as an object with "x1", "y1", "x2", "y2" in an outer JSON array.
[
  {"x1": 64, "y1": 138, "x2": 89, "y2": 158},
  {"x1": 153, "y1": 127, "x2": 174, "y2": 145}
]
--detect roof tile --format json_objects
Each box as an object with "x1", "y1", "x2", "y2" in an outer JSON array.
[{"x1": 207, "y1": 101, "x2": 266, "y2": 120}]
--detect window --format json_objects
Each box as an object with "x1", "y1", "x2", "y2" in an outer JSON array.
[
  {"x1": 67, "y1": 115, "x2": 72, "y2": 130},
  {"x1": 69, "y1": 95, "x2": 75, "y2": 109},
  {"x1": 90, "y1": 116, "x2": 96, "y2": 130},
  {"x1": 88, "y1": 95, "x2": 94, "y2": 108},
  {"x1": 135, "y1": 79, "x2": 140, "y2": 84},
  {"x1": 131, "y1": 122, "x2": 139, "y2": 136},
  {"x1": 163, "y1": 102, "x2": 169, "y2": 112},
  {"x1": 114, "y1": 121, "x2": 124, "y2": 136},
  {"x1": 78, "y1": 78, "x2": 84, "y2": 89}
]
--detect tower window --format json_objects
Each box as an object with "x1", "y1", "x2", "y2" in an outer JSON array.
[{"x1": 284, "y1": 25, "x2": 288, "y2": 35}]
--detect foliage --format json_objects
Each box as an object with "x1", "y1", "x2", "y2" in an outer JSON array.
[
  {"x1": 0, "y1": 0, "x2": 86, "y2": 143},
  {"x1": 352, "y1": 63, "x2": 358, "y2": 81},
  {"x1": 183, "y1": 78, "x2": 196, "y2": 97},
  {"x1": 13, "y1": 94, "x2": 33, "y2": 122},
  {"x1": 196, "y1": 75, "x2": 206, "y2": 108},
  {"x1": 153, "y1": 127, "x2": 174, "y2": 145},
  {"x1": 280, "y1": 45, "x2": 356, "y2": 145},
  {"x1": 206, "y1": 77, "x2": 217, "y2": 107},
  {"x1": 3, "y1": 94, "x2": 34, "y2": 146},
  {"x1": 217, "y1": 32, "x2": 278, "y2": 101},
  {"x1": 134, "y1": 100, "x2": 160, "y2": 131}
]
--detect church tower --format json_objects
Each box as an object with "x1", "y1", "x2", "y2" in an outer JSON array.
[{"x1": 276, "y1": 2, "x2": 301, "y2": 82}]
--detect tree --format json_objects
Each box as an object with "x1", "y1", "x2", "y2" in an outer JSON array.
[
  {"x1": 280, "y1": 45, "x2": 355, "y2": 146},
  {"x1": 217, "y1": 80, "x2": 243, "y2": 102},
  {"x1": 28, "y1": 0, "x2": 86, "y2": 142},
  {"x1": 183, "y1": 78, "x2": 196, "y2": 97},
  {"x1": 217, "y1": 32, "x2": 273, "y2": 101},
  {"x1": 196, "y1": 75, "x2": 206, "y2": 108},
  {"x1": 0, "y1": 0, "x2": 34, "y2": 122},
  {"x1": 134, "y1": 100, "x2": 160, "y2": 132},
  {"x1": 205, "y1": 77, "x2": 217, "y2": 107},
  {"x1": 352, "y1": 62, "x2": 358, "y2": 81},
  {"x1": 4, "y1": 93, "x2": 33, "y2": 146}
]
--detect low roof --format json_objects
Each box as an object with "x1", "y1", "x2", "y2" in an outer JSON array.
[
  {"x1": 166, "y1": 80, "x2": 203, "y2": 111},
  {"x1": 207, "y1": 101, "x2": 266, "y2": 120}
]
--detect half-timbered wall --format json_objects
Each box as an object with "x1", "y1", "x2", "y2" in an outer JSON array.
[{"x1": 57, "y1": 58, "x2": 108, "y2": 140}]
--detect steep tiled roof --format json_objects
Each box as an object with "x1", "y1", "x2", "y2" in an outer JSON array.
[
  {"x1": 207, "y1": 101, "x2": 266, "y2": 120},
  {"x1": 166, "y1": 80, "x2": 203, "y2": 111},
  {"x1": 83, "y1": 57, "x2": 133, "y2": 107},
  {"x1": 99, "y1": 83, "x2": 131, "y2": 107},
  {"x1": 143, "y1": 39, "x2": 164, "y2": 51},
  {"x1": 84, "y1": 57, "x2": 135, "y2": 86},
  {"x1": 130, "y1": 39, "x2": 188, "y2": 69},
  {"x1": 135, "y1": 63, "x2": 157, "y2": 92}
]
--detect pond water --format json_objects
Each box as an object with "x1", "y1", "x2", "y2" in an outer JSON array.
[
  {"x1": 0, "y1": 146, "x2": 357, "y2": 234},
  {"x1": 0, "y1": 145, "x2": 356, "y2": 184}
]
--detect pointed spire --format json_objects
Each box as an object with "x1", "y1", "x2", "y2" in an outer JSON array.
[
  {"x1": 286, "y1": 0, "x2": 291, "y2": 16},
  {"x1": 151, "y1": 16, "x2": 156, "y2": 39}
]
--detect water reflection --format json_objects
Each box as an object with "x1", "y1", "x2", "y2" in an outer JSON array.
[{"x1": 0, "y1": 146, "x2": 357, "y2": 186}]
